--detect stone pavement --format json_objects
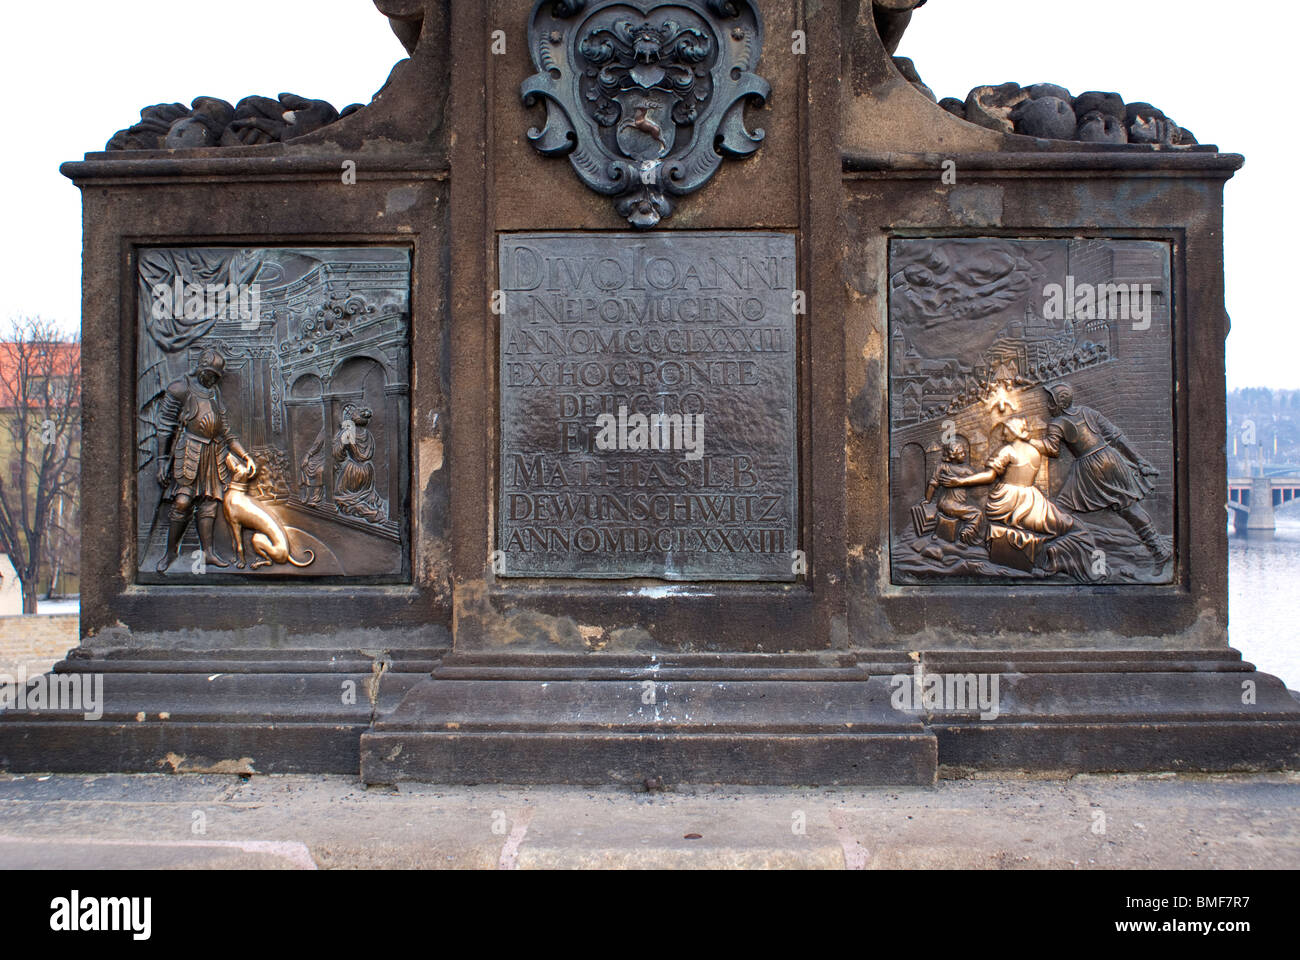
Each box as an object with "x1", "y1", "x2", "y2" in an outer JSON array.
[{"x1": 0, "y1": 771, "x2": 1296, "y2": 869}]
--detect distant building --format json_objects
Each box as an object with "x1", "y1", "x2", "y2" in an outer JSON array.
[{"x1": 0, "y1": 341, "x2": 81, "y2": 600}]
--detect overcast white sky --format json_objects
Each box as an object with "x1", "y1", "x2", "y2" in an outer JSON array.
[{"x1": 0, "y1": 0, "x2": 1295, "y2": 388}]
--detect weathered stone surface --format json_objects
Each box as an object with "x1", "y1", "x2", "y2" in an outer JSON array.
[
  {"x1": 1125, "y1": 101, "x2": 1165, "y2": 124},
  {"x1": 1073, "y1": 90, "x2": 1126, "y2": 122},
  {"x1": 938, "y1": 97, "x2": 965, "y2": 118},
  {"x1": 1025, "y1": 82, "x2": 1072, "y2": 102},
  {"x1": 375, "y1": 0, "x2": 427, "y2": 53},
  {"x1": 964, "y1": 83, "x2": 1027, "y2": 133},
  {"x1": 1012, "y1": 96, "x2": 1077, "y2": 140},
  {"x1": 12, "y1": 770, "x2": 1300, "y2": 869},
  {"x1": 1077, "y1": 112, "x2": 1129, "y2": 143},
  {"x1": 933, "y1": 80, "x2": 1198, "y2": 147},
  {"x1": 872, "y1": 0, "x2": 928, "y2": 55},
  {"x1": 892, "y1": 57, "x2": 936, "y2": 101},
  {"x1": 108, "y1": 93, "x2": 344, "y2": 151}
]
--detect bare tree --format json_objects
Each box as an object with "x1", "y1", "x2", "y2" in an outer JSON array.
[
  {"x1": 0, "y1": 318, "x2": 80, "y2": 614},
  {"x1": 41, "y1": 492, "x2": 80, "y2": 598}
]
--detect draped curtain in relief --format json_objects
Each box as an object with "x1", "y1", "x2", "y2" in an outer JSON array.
[{"x1": 136, "y1": 248, "x2": 266, "y2": 473}]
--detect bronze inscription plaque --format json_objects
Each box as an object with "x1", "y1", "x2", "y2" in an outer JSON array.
[{"x1": 499, "y1": 232, "x2": 798, "y2": 580}]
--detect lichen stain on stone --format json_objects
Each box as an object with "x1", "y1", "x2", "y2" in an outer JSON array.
[
  {"x1": 578, "y1": 625, "x2": 609, "y2": 651},
  {"x1": 158, "y1": 752, "x2": 257, "y2": 775},
  {"x1": 385, "y1": 186, "x2": 420, "y2": 215},
  {"x1": 458, "y1": 583, "x2": 650, "y2": 652}
]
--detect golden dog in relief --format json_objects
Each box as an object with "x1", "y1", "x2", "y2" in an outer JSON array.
[{"x1": 223, "y1": 453, "x2": 315, "y2": 569}]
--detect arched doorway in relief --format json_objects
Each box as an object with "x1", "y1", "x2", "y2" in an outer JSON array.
[{"x1": 895, "y1": 441, "x2": 928, "y2": 542}]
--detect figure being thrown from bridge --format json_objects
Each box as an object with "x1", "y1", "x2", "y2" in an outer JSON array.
[{"x1": 1034, "y1": 382, "x2": 1172, "y2": 565}]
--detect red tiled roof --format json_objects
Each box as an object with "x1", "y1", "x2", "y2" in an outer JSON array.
[{"x1": 0, "y1": 342, "x2": 80, "y2": 407}]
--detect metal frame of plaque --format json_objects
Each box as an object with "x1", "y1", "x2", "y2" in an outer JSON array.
[{"x1": 498, "y1": 231, "x2": 798, "y2": 580}]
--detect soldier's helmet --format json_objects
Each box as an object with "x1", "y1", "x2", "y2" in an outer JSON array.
[
  {"x1": 194, "y1": 349, "x2": 226, "y2": 380},
  {"x1": 1045, "y1": 382, "x2": 1074, "y2": 411}
]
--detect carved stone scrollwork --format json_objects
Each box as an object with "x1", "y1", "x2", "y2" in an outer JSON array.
[
  {"x1": 522, "y1": 0, "x2": 770, "y2": 228},
  {"x1": 106, "y1": 94, "x2": 363, "y2": 152}
]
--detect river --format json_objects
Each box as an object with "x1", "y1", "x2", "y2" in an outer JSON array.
[{"x1": 1230, "y1": 514, "x2": 1300, "y2": 688}]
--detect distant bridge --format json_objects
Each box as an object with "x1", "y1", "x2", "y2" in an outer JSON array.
[{"x1": 1227, "y1": 476, "x2": 1300, "y2": 534}]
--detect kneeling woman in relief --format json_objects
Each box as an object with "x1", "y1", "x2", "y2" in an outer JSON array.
[
  {"x1": 333, "y1": 404, "x2": 388, "y2": 524},
  {"x1": 939, "y1": 416, "x2": 1095, "y2": 580}
]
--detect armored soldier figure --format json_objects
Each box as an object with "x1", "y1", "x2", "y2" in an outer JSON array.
[
  {"x1": 1035, "y1": 382, "x2": 1172, "y2": 564},
  {"x1": 154, "y1": 348, "x2": 257, "y2": 573}
]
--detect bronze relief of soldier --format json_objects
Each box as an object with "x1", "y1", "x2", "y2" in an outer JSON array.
[
  {"x1": 135, "y1": 245, "x2": 411, "y2": 581},
  {"x1": 153, "y1": 348, "x2": 257, "y2": 573},
  {"x1": 1037, "y1": 382, "x2": 1172, "y2": 564}
]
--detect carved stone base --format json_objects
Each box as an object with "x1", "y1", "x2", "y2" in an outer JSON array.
[
  {"x1": 0, "y1": 648, "x2": 441, "y2": 775},
  {"x1": 6, "y1": 648, "x2": 1296, "y2": 782},
  {"x1": 886, "y1": 649, "x2": 1300, "y2": 774},
  {"x1": 362, "y1": 649, "x2": 1300, "y2": 785},
  {"x1": 361, "y1": 654, "x2": 939, "y2": 786}
]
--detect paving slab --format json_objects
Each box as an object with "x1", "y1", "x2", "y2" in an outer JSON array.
[{"x1": 0, "y1": 772, "x2": 1295, "y2": 869}]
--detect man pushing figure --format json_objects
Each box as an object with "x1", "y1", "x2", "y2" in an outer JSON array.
[{"x1": 1035, "y1": 381, "x2": 1171, "y2": 564}]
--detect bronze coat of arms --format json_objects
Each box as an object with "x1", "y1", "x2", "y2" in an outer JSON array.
[{"x1": 523, "y1": 0, "x2": 770, "y2": 228}]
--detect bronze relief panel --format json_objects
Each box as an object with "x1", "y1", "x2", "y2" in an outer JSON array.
[
  {"x1": 135, "y1": 247, "x2": 411, "y2": 583},
  {"x1": 888, "y1": 238, "x2": 1175, "y2": 585}
]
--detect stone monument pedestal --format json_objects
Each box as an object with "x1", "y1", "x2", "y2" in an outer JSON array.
[{"x1": 3, "y1": 0, "x2": 1298, "y2": 783}]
